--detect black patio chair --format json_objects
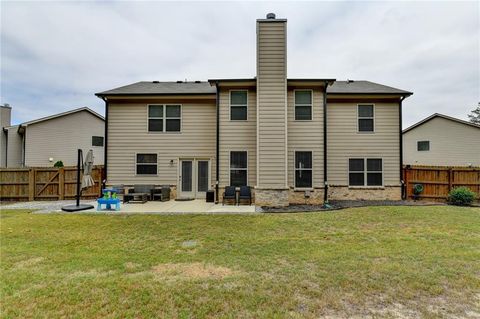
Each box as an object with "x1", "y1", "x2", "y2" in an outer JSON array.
[
  {"x1": 238, "y1": 186, "x2": 252, "y2": 205},
  {"x1": 223, "y1": 186, "x2": 237, "y2": 205}
]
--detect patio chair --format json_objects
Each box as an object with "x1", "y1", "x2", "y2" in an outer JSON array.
[
  {"x1": 151, "y1": 185, "x2": 171, "y2": 202},
  {"x1": 223, "y1": 186, "x2": 237, "y2": 205},
  {"x1": 238, "y1": 186, "x2": 252, "y2": 205}
]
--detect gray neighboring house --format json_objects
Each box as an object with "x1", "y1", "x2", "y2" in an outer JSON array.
[
  {"x1": 96, "y1": 13, "x2": 412, "y2": 206},
  {"x1": 1, "y1": 107, "x2": 105, "y2": 168},
  {"x1": 403, "y1": 113, "x2": 480, "y2": 167}
]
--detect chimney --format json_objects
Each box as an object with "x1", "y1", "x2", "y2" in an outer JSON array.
[
  {"x1": 255, "y1": 13, "x2": 289, "y2": 206},
  {"x1": 0, "y1": 104, "x2": 12, "y2": 168}
]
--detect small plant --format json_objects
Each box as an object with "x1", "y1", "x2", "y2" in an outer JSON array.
[
  {"x1": 447, "y1": 187, "x2": 476, "y2": 206},
  {"x1": 53, "y1": 160, "x2": 64, "y2": 168},
  {"x1": 412, "y1": 184, "x2": 424, "y2": 200}
]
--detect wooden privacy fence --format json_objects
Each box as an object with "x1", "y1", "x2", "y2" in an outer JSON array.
[
  {"x1": 0, "y1": 166, "x2": 104, "y2": 201},
  {"x1": 403, "y1": 165, "x2": 480, "y2": 201}
]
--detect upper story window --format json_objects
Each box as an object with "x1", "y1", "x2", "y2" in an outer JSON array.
[
  {"x1": 136, "y1": 153, "x2": 157, "y2": 175},
  {"x1": 295, "y1": 151, "x2": 313, "y2": 188},
  {"x1": 295, "y1": 90, "x2": 312, "y2": 120},
  {"x1": 417, "y1": 141, "x2": 430, "y2": 151},
  {"x1": 230, "y1": 151, "x2": 248, "y2": 186},
  {"x1": 358, "y1": 104, "x2": 374, "y2": 132},
  {"x1": 92, "y1": 136, "x2": 104, "y2": 147},
  {"x1": 148, "y1": 105, "x2": 181, "y2": 132},
  {"x1": 349, "y1": 158, "x2": 383, "y2": 187},
  {"x1": 230, "y1": 91, "x2": 248, "y2": 121}
]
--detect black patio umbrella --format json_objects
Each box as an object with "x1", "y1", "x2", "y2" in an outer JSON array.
[{"x1": 61, "y1": 149, "x2": 95, "y2": 212}]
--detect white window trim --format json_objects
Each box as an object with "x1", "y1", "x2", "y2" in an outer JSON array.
[
  {"x1": 348, "y1": 157, "x2": 384, "y2": 188},
  {"x1": 417, "y1": 140, "x2": 430, "y2": 152},
  {"x1": 294, "y1": 150, "x2": 313, "y2": 190},
  {"x1": 294, "y1": 89, "x2": 313, "y2": 121},
  {"x1": 228, "y1": 150, "x2": 248, "y2": 186},
  {"x1": 357, "y1": 104, "x2": 375, "y2": 133},
  {"x1": 135, "y1": 152, "x2": 158, "y2": 176},
  {"x1": 147, "y1": 104, "x2": 182, "y2": 133},
  {"x1": 229, "y1": 90, "x2": 248, "y2": 121}
]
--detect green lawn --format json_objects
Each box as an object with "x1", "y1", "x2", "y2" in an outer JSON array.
[{"x1": 1, "y1": 207, "x2": 479, "y2": 318}]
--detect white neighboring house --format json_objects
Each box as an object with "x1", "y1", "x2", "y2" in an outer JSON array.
[
  {"x1": 403, "y1": 113, "x2": 480, "y2": 167},
  {"x1": 1, "y1": 107, "x2": 105, "y2": 167}
]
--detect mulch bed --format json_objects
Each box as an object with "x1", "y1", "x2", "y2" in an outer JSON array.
[{"x1": 261, "y1": 200, "x2": 447, "y2": 213}]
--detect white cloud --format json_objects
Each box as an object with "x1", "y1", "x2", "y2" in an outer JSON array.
[{"x1": 1, "y1": 1, "x2": 479, "y2": 127}]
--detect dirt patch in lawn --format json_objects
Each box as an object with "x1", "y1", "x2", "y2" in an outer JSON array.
[
  {"x1": 151, "y1": 262, "x2": 237, "y2": 280},
  {"x1": 13, "y1": 257, "x2": 44, "y2": 269}
]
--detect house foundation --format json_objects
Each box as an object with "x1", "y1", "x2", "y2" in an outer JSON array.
[
  {"x1": 327, "y1": 186, "x2": 401, "y2": 201},
  {"x1": 254, "y1": 188, "x2": 289, "y2": 207},
  {"x1": 289, "y1": 188, "x2": 325, "y2": 205}
]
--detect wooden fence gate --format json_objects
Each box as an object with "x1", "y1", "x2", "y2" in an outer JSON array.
[
  {"x1": 0, "y1": 166, "x2": 103, "y2": 201},
  {"x1": 403, "y1": 165, "x2": 480, "y2": 201}
]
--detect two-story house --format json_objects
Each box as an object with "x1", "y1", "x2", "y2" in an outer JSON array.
[{"x1": 96, "y1": 13, "x2": 412, "y2": 206}]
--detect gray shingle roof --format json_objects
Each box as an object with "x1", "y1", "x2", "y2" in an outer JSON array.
[
  {"x1": 96, "y1": 81, "x2": 216, "y2": 96},
  {"x1": 328, "y1": 80, "x2": 412, "y2": 95},
  {"x1": 403, "y1": 113, "x2": 480, "y2": 133},
  {"x1": 97, "y1": 80, "x2": 412, "y2": 97}
]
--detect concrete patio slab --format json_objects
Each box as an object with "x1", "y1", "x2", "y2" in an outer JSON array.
[{"x1": 2, "y1": 199, "x2": 259, "y2": 214}]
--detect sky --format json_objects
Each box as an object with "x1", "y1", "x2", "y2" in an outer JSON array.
[{"x1": 1, "y1": 1, "x2": 479, "y2": 128}]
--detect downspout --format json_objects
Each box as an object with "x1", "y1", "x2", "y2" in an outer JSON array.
[
  {"x1": 215, "y1": 82, "x2": 220, "y2": 203},
  {"x1": 323, "y1": 81, "x2": 328, "y2": 203},
  {"x1": 399, "y1": 96, "x2": 405, "y2": 199},
  {"x1": 102, "y1": 97, "x2": 109, "y2": 187}
]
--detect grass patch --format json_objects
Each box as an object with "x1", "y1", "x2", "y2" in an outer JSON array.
[{"x1": 1, "y1": 206, "x2": 479, "y2": 318}]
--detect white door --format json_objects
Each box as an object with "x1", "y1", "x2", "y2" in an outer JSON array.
[{"x1": 178, "y1": 159, "x2": 210, "y2": 199}]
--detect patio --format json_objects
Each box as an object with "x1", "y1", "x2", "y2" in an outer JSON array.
[{"x1": 1, "y1": 199, "x2": 258, "y2": 214}]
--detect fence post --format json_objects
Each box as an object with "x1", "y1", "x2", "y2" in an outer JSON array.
[
  {"x1": 28, "y1": 168, "x2": 35, "y2": 201},
  {"x1": 59, "y1": 167, "x2": 65, "y2": 200},
  {"x1": 448, "y1": 168, "x2": 453, "y2": 193},
  {"x1": 405, "y1": 167, "x2": 409, "y2": 200},
  {"x1": 98, "y1": 167, "x2": 103, "y2": 197}
]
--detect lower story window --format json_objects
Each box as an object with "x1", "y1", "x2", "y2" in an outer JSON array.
[
  {"x1": 295, "y1": 151, "x2": 313, "y2": 188},
  {"x1": 349, "y1": 158, "x2": 383, "y2": 186},
  {"x1": 230, "y1": 151, "x2": 247, "y2": 187},
  {"x1": 136, "y1": 153, "x2": 157, "y2": 175}
]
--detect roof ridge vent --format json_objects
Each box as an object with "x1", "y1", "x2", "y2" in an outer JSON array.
[{"x1": 266, "y1": 13, "x2": 276, "y2": 19}]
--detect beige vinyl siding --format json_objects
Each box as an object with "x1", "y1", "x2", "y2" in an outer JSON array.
[
  {"x1": 256, "y1": 20, "x2": 287, "y2": 188},
  {"x1": 218, "y1": 88, "x2": 256, "y2": 187},
  {"x1": 6, "y1": 127, "x2": 23, "y2": 168},
  {"x1": 107, "y1": 100, "x2": 216, "y2": 185},
  {"x1": 24, "y1": 111, "x2": 104, "y2": 167},
  {"x1": 327, "y1": 102, "x2": 400, "y2": 186},
  {"x1": 287, "y1": 88, "x2": 324, "y2": 188},
  {"x1": 403, "y1": 117, "x2": 480, "y2": 166}
]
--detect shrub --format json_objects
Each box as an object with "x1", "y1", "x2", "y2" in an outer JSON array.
[
  {"x1": 447, "y1": 187, "x2": 476, "y2": 206},
  {"x1": 53, "y1": 160, "x2": 64, "y2": 168}
]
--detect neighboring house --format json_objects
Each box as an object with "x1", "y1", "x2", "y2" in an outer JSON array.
[
  {"x1": 403, "y1": 113, "x2": 480, "y2": 167},
  {"x1": 1, "y1": 107, "x2": 105, "y2": 167},
  {"x1": 96, "y1": 13, "x2": 412, "y2": 206}
]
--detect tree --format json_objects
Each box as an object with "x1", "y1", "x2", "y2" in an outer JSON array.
[{"x1": 468, "y1": 102, "x2": 480, "y2": 124}]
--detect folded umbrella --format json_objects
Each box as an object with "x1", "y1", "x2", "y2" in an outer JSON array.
[{"x1": 81, "y1": 149, "x2": 95, "y2": 189}]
